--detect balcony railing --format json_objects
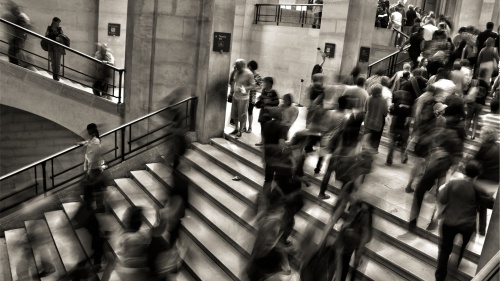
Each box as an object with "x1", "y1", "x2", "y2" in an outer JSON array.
[
  {"x1": 368, "y1": 28, "x2": 411, "y2": 77},
  {"x1": 254, "y1": 4, "x2": 322, "y2": 28},
  {"x1": 0, "y1": 97, "x2": 198, "y2": 212},
  {"x1": 0, "y1": 18, "x2": 126, "y2": 103}
]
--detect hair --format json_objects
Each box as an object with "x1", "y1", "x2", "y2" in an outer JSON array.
[
  {"x1": 375, "y1": 69, "x2": 386, "y2": 76},
  {"x1": 408, "y1": 4, "x2": 414, "y2": 9},
  {"x1": 453, "y1": 62, "x2": 461, "y2": 70},
  {"x1": 380, "y1": 76, "x2": 390, "y2": 87},
  {"x1": 370, "y1": 83, "x2": 383, "y2": 97},
  {"x1": 123, "y1": 206, "x2": 143, "y2": 232},
  {"x1": 338, "y1": 95, "x2": 348, "y2": 110},
  {"x1": 283, "y1": 93, "x2": 293, "y2": 104},
  {"x1": 86, "y1": 123, "x2": 100, "y2": 139},
  {"x1": 458, "y1": 26, "x2": 467, "y2": 33},
  {"x1": 247, "y1": 60, "x2": 258, "y2": 71},
  {"x1": 402, "y1": 71, "x2": 410, "y2": 79},
  {"x1": 417, "y1": 27, "x2": 424, "y2": 34},
  {"x1": 481, "y1": 126, "x2": 498, "y2": 143},
  {"x1": 486, "y1": 22, "x2": 494, "y2": 30},
  {"x1": 460, "y1": 59, "x2": 470, "y2": 67},
  {"x1": 350, "y1": 66, "x2": 362, "y2": 77},
  {"x1": 485, "y1": 37, "x2": 495, "y2": 47},
  {"x1": 415, "y1": 18, "x2": 422, "y2": 25},
  {"x1": 491, "y1": 99, "x2": 499, "y2": 113},
  {"x1": 263, "y1": 76, "x2": 274, "y2": 85},
  {"x1": 412, "y1": 68, "x2": 424, "y2": 77},
  {"x1": 356, "y1": 77, "x2": 366, "y2": 87},
  {"x1": 52, "y1": 17, "x2": 61, "y2": 23},
  {"x1": 432, "y1": 30, "x2": 447, "y2": 40},
  {"x1": 464, "y1": 160, "x2": 481, "y2": 178}
]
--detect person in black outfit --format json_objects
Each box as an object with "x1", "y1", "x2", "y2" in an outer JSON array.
[
  {"x1": 401, "y1": 28, "x2": 425, "y2": 69},
  {"x1": 386, "y1": 89, "x2": 413, "y2": 166},
  {"x1": 45, "y1": 17, "x2": 67, "y2": 81},
  {"x1": 405, "y1": 5, "x2": 417, "y2": 27},
  {"x1": 476, "y1": 22, "x2": 498, "y2": 53}
]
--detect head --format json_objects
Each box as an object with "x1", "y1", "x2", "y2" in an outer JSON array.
[
  {"x1": 485, "y1": 37, "x2": 495, "y2": 47},
  {"x1": 481, "y1": 126, "x2": 498, "y2": 143},
  {"x1": 452, "y1": 62, "x2": 461, "y2": 71},
  {"x1": 412, "y1": 68, "x2": 424, "y2": 77},
  {"x1": 408, "y1": 4, "x2": 414, "y2": 10},
  {"x1": 350, "y1": 65, "x2": 361, "y2": 77},
  {"x1": 419, "y1": 57, "x2": 428, "y2": 67},
  {"x1": 86, "y1": 123, "x2": 99, "y2": 138},
  {"x1": 402, "y1": 71, "x2": 410, "y2": 79},
  {"x1": 460, "y1": 59, "x2": 470, "y2": 68},
  {"x1": 491, "y1": 99, "x2": 499, "y2": 114},
  {"x1": 262, "y1": 76, "x2": 274, "y2": 90},
  {"x1": 403, "y1": 63, "x2": 411, "y2": 72},
  {"x1": 338, "y1": 95, "x2": 348, "y2": 110},
  {"x1": 234, "y1": 59, "x2": 246, "y2": 71},
  {"x1": 123, "y1": 206, "x2": 143, "y2": 232},
  {"x1": 432, "y1": 30, "x2": 447, "y2": 40},
  {"x1": 356, "y1": 77, "x2": 366, "y2": 88},
  {"x1": 458, "y1": 26, "x2": 466, "y2": 34},
  {"x1": 380, "y1": 76, "x2": 390, "y2": 88},
  {"x1": 464, "y1": 160, "x2": 481, "y2": 179},
  {"x1": 433, "y1": 102, "x2": 447, "y2": 116},
  {"x1": 370, "y1": 83, "x2": 383, "y2": 97},
  {"x1": 98, "y1": 43, "x2": 109, "y2": 56},
  {"x1": 10, "y1": 5, "x2": 20, "y2": 16},
  {"x1": 486, "y1": 22, "x2": 494, "y2": 30},
  {"x1": 415, "y1": 18, "x2": 422, "y2": 25},
  {"x1": 51, "y1": 17, "x2": 61, "y2": 28},
  {"x1": 417, "y1": 27, "x2": 425, "y2": 36},
  {"x1": 247, "y1": 60, "x2": 258, "y2": 72},
  {"x1": 283, "y1": 93, "x2": 293, "y2": 107}
]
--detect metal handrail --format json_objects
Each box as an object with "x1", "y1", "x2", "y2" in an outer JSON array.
[
  {"x1": 369, "y1": 45, "x2": 409, "y2": 67},
  {"x1": 0, "y1": 18, "x2": 124, "y2": 72},
  {"x1": 392, "y1": 27, "x2": 410, "y2": 39},
  {"x1": 0, "y1": 96, "x2": 198, "y2": 212},
  {"x1": 254, "y1": 3, "x2": 323, "y2": 27},
  {"x1": 472, "y1": 251, "x2": 499, "y2": 281}
]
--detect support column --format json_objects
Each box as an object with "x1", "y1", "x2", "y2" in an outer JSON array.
[
  {"x1": 195, "y1": 0, "x2": 236, "y2": 143},
  {"x1": 477, "y1": 193, "x2": 500, "y2": 272},
  {"x1": 456, "y1": 0, "x2": 483, "y2": 30}
]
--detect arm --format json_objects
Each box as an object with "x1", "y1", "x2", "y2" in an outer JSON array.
[
  {"x1": 437, "y1": 182, "x2": 450, "y2": 205},
  {"x1": 400, "y1": 38, "x2": 410, "y2": 50},
  {"x1": 265, "y1": 90, "x2": 280, "y2": 106}
]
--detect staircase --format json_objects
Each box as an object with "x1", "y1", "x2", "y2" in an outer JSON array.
[{"x1": 1, "y1": 129, "x2": 488, "y2": 280}]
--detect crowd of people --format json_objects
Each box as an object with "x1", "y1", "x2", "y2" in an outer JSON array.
[{"x1": 228, "y1": 14, "x2": 499, "y2": 278}]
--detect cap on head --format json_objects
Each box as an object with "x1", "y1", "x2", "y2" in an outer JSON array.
[{"x1": 433, "y1": 102, "x2": 448, "y2": 112}]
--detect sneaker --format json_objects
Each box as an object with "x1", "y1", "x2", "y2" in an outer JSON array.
[
  {"x1": 255, "y1": 142, "x2": 263, "y2": 146},
  {"x1": 408, "y1": 219, "x2": 417, "y2": 232},
  {"x1": 242, "y1": 127, "x2": 247, "y2": 133},
  {"x1": 405, "y1": 186, "x2": 415, "y2": 193},
  {"x1": 318, "y1": 193, "x2": 330, "y2": 200},
  {"x1": 426, "y1": 220, "x2": 438, "y2": 231},
  {"x1": 247, "y1": 128, "x2": 252, "y2": 133},
  {"x1": 236, "y1": 131, "x2": 242, "y2": 138},
  {"x1": 285, "y1": 240, "x2": 293, "y2": 247},
  {"x1": 232, "y1": 176, "x2": 241, "y2": 181},
  {"x1": 229, "y1": 129, "x2": 238, "y2": 135},
  {"x1": 385, "y1": 162, "x2": 392, "y2": 166}
]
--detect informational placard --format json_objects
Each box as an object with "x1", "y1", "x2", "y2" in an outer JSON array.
[
  {"x1": 108, "y1": 23, "x2": 121, "y2": 36},
  {"x1": 359, "y1": 46, "x2": 370, "y2": 63},
  {"x1": 324, "y1": 43, "x2": 335, "y2": 58},
  {"x1": 213, "y1": 32, "x2": 231, "y2": 53}
]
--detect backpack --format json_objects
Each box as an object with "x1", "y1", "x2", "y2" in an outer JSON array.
[{"x1": 339, "y1": 201, "x2": 373, "y2": 250}]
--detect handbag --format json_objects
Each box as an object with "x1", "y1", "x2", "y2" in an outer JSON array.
[
  {"x1": 59, "y1": 34, "x2": 70, "y2": 47},
  {"x1": 40, "y1": 38, "x2": 49, "y2": 51}
]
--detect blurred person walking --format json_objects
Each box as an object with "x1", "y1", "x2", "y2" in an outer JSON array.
[
  {"x1": 363, "y1": 84, "x2": 388, "y2": 152},
  {"x1": 386, "y1": 89, "x2": 413, "y2": 166},
  {"x1": 93, "y1": 43, "x2": 115, "y2": 98},
  {"x1": 255, "y1": 77, "x2": 279, "y2": 146},
  {"x1": 5, "y1": 3, "x2": 33, "y2": 69},
  {"x1": 476, "y1": 38, "x2": 499, "y2": 84},
  {"x1": 45, "y1": 17, "x2": 69, "y2": 81}
]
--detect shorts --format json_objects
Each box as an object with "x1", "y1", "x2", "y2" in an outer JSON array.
[
  {"x1": 466, "y1": 102, "x2": 482, "y2": 120},
  {"x1": 248, "y1": 101, "x2": 255, "y2": 115}
]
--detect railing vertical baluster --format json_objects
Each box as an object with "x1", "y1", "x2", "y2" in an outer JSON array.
[
  {"x1": 41, "y1": 161, "x2": 47, "y2": 193},
  {"x1": 114, "y1": 131, "x2": 117, "y2": 159},
  {"x1": 186, "y1": 102, "x2": 189, "y2": 128},
  {"x1": 275, "y1": 5, "x2": 279, "y2": 25},
  {"x1": 51, "y1": 159, "x2": 54, "y2": 188},
  {"x1": 62, "y1": 55, "x2": 65, "y2": 77},
  {"x1": 254, "y1": 4, "x2": 258, "y2": 24},
  {"x1": 121, "y1": 127, "x2": 126, "y2": 161},
  {"x1": 128, "y1": 125, "x2": 132, "y2": 153},
  {"x1": 118, "y1": 71, "x2": 123, "y2": 104},
  {"x1": 34, "y1": 166, "x2": 38, "y2": 195},
  {"x1": 112, "y1": 69, "x2": 115, "y2": 98}
]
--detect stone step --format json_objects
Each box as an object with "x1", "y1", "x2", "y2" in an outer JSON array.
[
  {"x1": 24, "y1": 220, "x2": 66, "y2": 281},
  {"x1": 179, "y1": 152, "x2": 406, "y2": 281},
  {"x1": 105, "y1": 185, "x2": 230, "y2": 281},
  {"x1": 182, "y1": 209, "x2": 247, "y2": 280},
  {"x1": 219, "y1": 135, "x2": 484, "y2": 263},
  {"x1": 113, "y1": 178, "x2": 159, "y2": 226},
  {"x1": 130, "y1": 170, "x2": 169, "y2": 207},
  {"x1": 4, "y1": 228, "x2": 39, "y2": 281},
  {"x1": 0, "y1": 238, "x2": 12, "y2": 281},
  {"x1": 43, "y1": 210, "x2": 93, "y2": 276},
  {"x1": 61, "y1": 202, "x2": 98, "y2": 258},
  {"x1": 192, "y1": 141, "x2": 477, "y2": 281}
]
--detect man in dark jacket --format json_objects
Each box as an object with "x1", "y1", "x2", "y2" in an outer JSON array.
[{"x1": 476, "y1": 22, "x2": 498, "y2": 52}]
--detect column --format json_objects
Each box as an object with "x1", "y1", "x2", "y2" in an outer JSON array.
[
  {"x1": 477, "y1": 194, "x2": 500, "y2": 272},
  {"x1": 456, "y1": 0, "x2": 483, "y2": 30}
]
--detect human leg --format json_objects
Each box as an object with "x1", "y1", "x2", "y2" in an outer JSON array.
[
  {"x1": 230, "y1": 99, "x2": 240, "y2": 133},
  {"x1": 471, "y1": 103, "x2": 482, "y2": 139},
  {"x1": 386, "y1": 132, "x2": 396, "y2": 165},
  {"x1": 238, "y1": 99, "x2": 249, "y2": 136},
  {"x1": 435, "y1": 223, "x2": 459, "y2": 281},
  {"x1": 247, "y1": 102, "x2": 254, "y2": 133}
]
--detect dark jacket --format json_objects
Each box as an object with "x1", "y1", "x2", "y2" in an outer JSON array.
[{"x1": 45, "y1": 26, "x2": 66, "y2": 55}]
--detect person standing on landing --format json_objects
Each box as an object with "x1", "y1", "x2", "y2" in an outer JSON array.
[
  {"x1": 45, "y1": 17, "x2": 68, "y2": 81},
  {"x1": 245, "y1": 60, "x2": 263, "y2": 133},
  {"x1": 229, "y1": 59, "x2": 255, "y2": 138}
]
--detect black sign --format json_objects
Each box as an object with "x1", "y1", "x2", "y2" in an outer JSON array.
[
  {"x1": 324, "y1": 43, "x2": 335, "y2": 58},
  {"x1": 108, "y1": 23, "x2": 121, "y2": 36},
  {"x1": 359, "y1": 47, "x2": 370, "y2": 63},
  {"x1": 213, "y1": 32, "x2": 231, "y2": 53}
]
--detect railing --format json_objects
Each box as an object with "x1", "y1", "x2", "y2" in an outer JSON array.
[
  {"x1": 368, "y1": 45, "x2": 411, "y2": 77},
  {"x1": 472, "y1": 251, "x2": 499, "y2": 281},
  {"x1": 391, "y1": 26, "x2": 410, "y2": 47},
  {"x1": 254, "y1": 4, "x2": 322, "y2": 28},
  {"x1": 0, "y1": 18, "x2": 126, "y2": 103},
  {"x1": 0, "y1": 97, "x2": 198, "y2": 212}
]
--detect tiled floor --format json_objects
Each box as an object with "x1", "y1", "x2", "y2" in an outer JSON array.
[{"x1": 223, "y1": 102, "x2": 490, "y2": 253}]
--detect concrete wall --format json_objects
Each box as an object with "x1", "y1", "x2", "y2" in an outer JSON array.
[
  {"x1": 97, "y1": 0, "x2": 127, "y2": 69},
  {"x1": 0, "y1": 60, "x2": 123, "y2": 137}
]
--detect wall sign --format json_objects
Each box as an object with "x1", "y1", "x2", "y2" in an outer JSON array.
[
  {"x1": 324, "y1": 43, "x2": 335, "y2": 58},
  {"x1": 108, "y1": 23, "x2": 121, "y2": 36},
  {"x1": 359, "y1": 46, "x2": 370, "y2": 63},
  {"x1": 213, "y1": 32, "x2": 231, "y2": 53}
]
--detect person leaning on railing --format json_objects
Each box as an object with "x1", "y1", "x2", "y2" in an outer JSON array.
[
  {"x1": 45, "y1": 17, "x2": 69, "y2": 81},
  {"x1": 93, "y1": 43, "x2": 115, "y2": 98}
]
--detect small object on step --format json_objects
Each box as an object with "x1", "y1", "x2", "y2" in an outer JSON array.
[{"x1": 232, "y1": 176, "x2": 241, "y2": 181}]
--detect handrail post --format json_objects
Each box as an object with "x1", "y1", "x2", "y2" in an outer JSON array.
[
  {"x1": 120, "y1": 127, "x2": 126, "y2": 161},
  {"x1": 254, "y1": 4, "x2": 258, "y2": 24},
  {"x1": 41, "y1": 161, "x2": 47, "y2": 193},
  {"x1": 190, "y1": 98, "x2": 198, "y2": 131},
  {"x1": 118, "y1": 71, "x2": 123, "y2": 104}
]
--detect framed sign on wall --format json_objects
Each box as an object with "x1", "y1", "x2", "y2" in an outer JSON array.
[
  {"x1": 213, "y1": 32, "x2": 231, "y2": 53},
  {"x1": 108, "y1": 23, "x2": 121, "y2": 36}
]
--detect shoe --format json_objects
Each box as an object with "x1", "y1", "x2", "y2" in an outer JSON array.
[
  {"x1": 232, "y1": 176, "x2": 241, "y2": 181},
  {"x1": 471, "y1": 135, "x2": 476, "y2": 140},
  {"x1": 408, "y1": 219, "x2": 417, "y2": 232},
  {"x1": 230, "y1": 119, "x2": 235, "y2": 125},
  {"x1": 385, "y1": 162, "x2": 392, "y2": 166},
  {"x1": 318, "y1": 193, "x2": 330, "y2": 200},
  {"x1": 247, "y1": 128, "x2": 252, "y2": 133},
  {"x1": 255, "y1": 142, "x2": 263, "y2": 146},
  {"x1": 242, "y1": 127, "x2": 247, "y2": 133},
  {"x1": 402, "y1": 155, "x2": 408, "y2": 164},
  {"x1": 236, "y1": 131, "x2": 242, "y2": 138},
  {"x1": 285, "y1": 240, "x2": 293, "y2": 247},
  {"x1": 426, "y1": 220, "x2": 438, "y2": 231},
  {"x1": 405, "y1": 186, "x2": 414, "y2": 193},
  {"x1": 229, "y1": 129, "x2": 238, "y2": 135}
]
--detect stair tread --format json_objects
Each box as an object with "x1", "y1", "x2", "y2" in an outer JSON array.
[
  {"x1": 188, "y1": 185, "x2": 255, "y2": 255},
  {"x1": 130, "y1": 170, "x2": 169, "y2": 205},
  {"x1": 62, "y1": 202, "x2": 95, "y2": 257},
  {"x1": 145, "y1": 163, "x2": 172, "y2": 186},
  {"x1": 5, "y1": 228, "x2": 39, "y2": 281},
  {"x1": 197, "y1": 141, "x2": 478, "y2": 280},
  {"x1": 217, "y1": 137, "x2": 484, "y2": 260},
  {"x1": 44, "y1": 210, "x2": 89, "y2": 272},
  {"x1": 114, "y1": 178, "x2": 158, "y2": 226},
  {"x1": 25, "y1": 220, "x2": 66, "y2": 280},
  {"x1": 183, "y1": 209, "x2": 247, "y2": 279},
  {"x1": 0, "y1": 238, "x2": 12, "y2": 281}
]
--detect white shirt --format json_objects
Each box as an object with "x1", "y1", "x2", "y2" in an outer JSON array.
[
  {"x1": 423, "y1": 24, "x2": 439, "y2": 41},
  {"x1": 390, "y1": 11, "x2": 403, "y2": 28}
]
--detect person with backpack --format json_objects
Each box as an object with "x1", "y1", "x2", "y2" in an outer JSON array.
[
  {"x1": 386, "y1": 89, "x2": 413, "y2": 166},
  {"x1": 434, "y1": 161, "x2": 494, "y2": 281}
]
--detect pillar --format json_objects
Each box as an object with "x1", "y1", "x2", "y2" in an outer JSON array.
[
  {"x1": 97, "y1": 0, "x2": 128, "y2": 70},
  {"x1": 477, "y1": 193, "x2": 500, "y2": 272},
  {"x1": 479, "y1": 0, "x2": 498, "y2": 29},
  {"x1": 456, "y1": 0, "x2": 483, "y2": 30},
  {"x1": 195, "y1": 0, "x2": 236, "y2": 143}
]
